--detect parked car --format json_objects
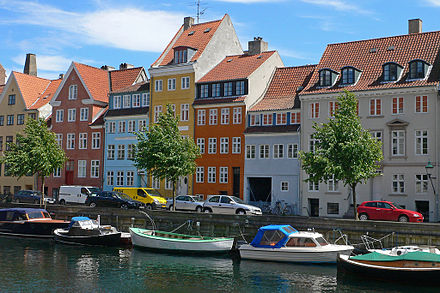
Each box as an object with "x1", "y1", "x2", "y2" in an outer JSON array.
[
  {"x1": 85, "y1": 191, "x2": 142, "y2": 209},
  {"x1": 203, "y1": 195, "x2": 262, "y2": 215},
  {"x1": 12, "y1": 190, "x2": 42, "y2": 204},
  {"x1": 166, "y1": 195, "x2": 204, "y2": 212},
  {"x1": 357, "y1": 201, "x2": 423, "y2": 222},
  {"x1": 113, "y1": 187, "x2": 167, "y2": 210},
  {"x1": 43, "y1": 197, "x2": 56, "y2": 204},
  {"x1": 59, "y1": 186, "x2": 101, "y2": 205}
]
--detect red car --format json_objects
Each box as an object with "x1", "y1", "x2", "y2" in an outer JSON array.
[{"x1": 357, "y1": 201, "x2": 423, "y2": 222}]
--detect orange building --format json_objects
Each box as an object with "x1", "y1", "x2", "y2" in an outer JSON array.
[{"x1": 193, "y1": 38, "x2": 283, "y2": 199}]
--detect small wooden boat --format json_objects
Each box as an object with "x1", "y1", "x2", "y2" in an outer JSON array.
[
  {"x1": 129, "y1": 227, "x2": 234, "y2": 253},
  {"x1": 337, "y1": 251, "x2": 440, "y2": 283},
  {"x1": 54, "y1": 217, "x2": 121, "y2": 246},
  {"x1": 0, "y1": 208, "x2": 69, "y2": 238},
  {"x1": 239, "y1": 225, "x2": 354, "y2": 263}
]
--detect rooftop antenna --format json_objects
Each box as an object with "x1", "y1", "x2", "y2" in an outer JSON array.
[{"x1": 196, "y1": 0, "x2": 207, "y2": 23}]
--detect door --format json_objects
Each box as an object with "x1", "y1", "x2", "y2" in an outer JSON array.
[
  {"x1": 65, "y1": 160, "x2": 74, "y2": 185},
  {"x1": 377, "y1": 202, "x2": 394, "y2": 220},
  {"x1": 219, "y1": 196, "x2": 234, "y2": 214},
  {"x1": 175, "y1": 195, "x2": 185, "y2": 210},
  {"x1": 309, "y1": 198, "x2": 319, "y2": 217},
  {"x1": 177, "y1": 176, "x2": 188, "y2": 196},
  {"x1": 207, "y1": 196, "x2": 221, "y2": 213},
  {"x1": 232, "y1": 167, "x2": 240, "y2": 197},
  {"x1": 415, "y1": 201, "x2": 429, "y2": 222}
]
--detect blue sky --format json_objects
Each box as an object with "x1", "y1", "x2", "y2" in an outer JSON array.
[{"x1": 1, "y1": 0, "x2": 440, "y2": 80}]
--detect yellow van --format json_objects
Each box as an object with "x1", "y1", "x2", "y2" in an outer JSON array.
[{"x1": 112, "y1": 187, "x2": 167, "y2": 210}]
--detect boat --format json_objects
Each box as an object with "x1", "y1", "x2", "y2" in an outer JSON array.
[
  {"x1": 129, "y1": 227, "x2": 234, "y2": 253},
  {"x1": 239, "y1": 225, "x2": 354, "y2": 263},
  {"x1": 337, "y1": 251, "x2": 440, "y2": 283},
  {"x1": 53, "y1": 217, "x2": 122, "y2": 246},
  {"x1": 370, "y1": 245, "x2": 440, "y2": 255},
  {"x1": 0, "y1": 208, "x2": 69, "y2": 238}
]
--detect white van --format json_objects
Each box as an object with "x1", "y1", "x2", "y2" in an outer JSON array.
[{"x1": 58, "y1": 186, "x2": 101, "y2": 205}]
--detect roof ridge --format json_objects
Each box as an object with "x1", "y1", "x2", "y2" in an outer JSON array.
[
  {"x1": 73, "y1": 62, "x2": 105, "y2": 72},
  {"x1": 224, "y1": 50, "x2": 277, "y2": 58},
  {"x1": 185, "y1": 17, "x2": 223, "y2": 30},
  {"x1": 12, "y1": 71, "x2": 54, "y2": 82},
  {"x1": 112, "y1": 66, "x2": 143, "y2": 72},
  {"x1": 277, "y1": 64, "x2": 317, "y2": 70}
]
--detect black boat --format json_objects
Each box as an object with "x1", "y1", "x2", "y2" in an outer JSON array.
[
  {"x1": 0, "y1": 208, "x2": 69, "y2": 238},
  {"x1": 53, "y1": 217, "x2": 122, "y2": 246}
]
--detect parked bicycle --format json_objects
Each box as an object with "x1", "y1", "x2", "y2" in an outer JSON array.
[{"x1": 272, "y1": 200, "x2": 294, "y2": 216}]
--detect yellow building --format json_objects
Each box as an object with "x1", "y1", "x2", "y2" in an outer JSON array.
[
  {"x1": 0, "y1": 55, "x2": 61, "y2": 196},
  {"x1": 149, "y1": 15, "x2": 242, "y2": 197}
]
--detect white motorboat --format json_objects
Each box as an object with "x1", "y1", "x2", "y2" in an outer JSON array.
[
  {"x1": 370, "y1": 245, "x2": 440, "y2": 256},
  {"x1": 239, "y1": 225, "x2": 354, "y2": 263}
]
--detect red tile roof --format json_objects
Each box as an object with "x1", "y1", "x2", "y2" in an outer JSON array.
[
  {"x1": 198, "y1": 51, "x2": 277, "y2": 83},
  {"x1": 109, "y1": 67, "x2": 143, "y2": 92},
  {"x1": 250, "y1": 65, "x2": 316, "y2": 111},
  {"x1": 153, "y1": 16, "x2": 225, "y2": 67},
  {"x1": 29, "y1": 78, "x2": 62, "y2": 110},
  {"x1": 13, "y1": 71, "x2": 56, "y2": 109},
  {"x1": 302, "y1": 30, "x2": 440, "y2": 95}
]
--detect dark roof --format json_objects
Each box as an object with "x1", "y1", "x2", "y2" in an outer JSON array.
[
  {"x1": 110, "y1": 80, "x2": 149, "y2": 94},
  {"x1": 193, "y1": 96, "x2": 245, "y2": 106},
  {"x1": 105, "y1": 107, "x2": 149, "y2": 117},
  {"x1": 244, "y1": 125, "x2": 300, "y2": 134}
]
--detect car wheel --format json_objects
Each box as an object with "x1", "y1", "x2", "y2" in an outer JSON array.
[
  {"x1": 89, "y1": 202, "x2": 97, "y2": 208},
  {"x1": 398, "y1": 215, "x2": 409, "y2": 222},
  {"x1": 359, "y1": 213, "x2": 369, "y2": 221},
  {"x1": 34, "y1": 199, "x2": 39, "y2": 204},
  {"x1": 168, "y1": 205, "x2": 173, "y2": 211},
  {"x1": 146, "y1": 204, "x2": 153, "y2": 210},
  {"x1": 121, "y1": 204, "x2": 128, "y2": 209},
  {"x1": 204, "y1": 208, "x2": 212, "y2": 213},
  {"x1": 236, "y1": 209, "x2": 246, "y2": 215},
  {"x1": 14, "y1": 198, "x2": 20, "y2": 203},
  {"x1": 59, "y1": 199, "x2": 66, "y2": 205},
  {"x1": 196, "y1": 206, "x2": 203, "y2": 213}
]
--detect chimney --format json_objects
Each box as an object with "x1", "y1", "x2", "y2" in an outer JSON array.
[
  {"x1": 24, "y1": 53, "x2": 37, "y2": 76},
  {"x1": 248, "y1": 37, "x2": 268, "y2": 56},
  {"x1": 184, "y1": 16, "x2": 194, "y2": 31},
  {"x1": 59, "y1": 73, "x2": 64, "y2": 80},
  {"x1": 408, "y1": 19, "x2": 422, "y2": 34},
  {"x1": 119, "y1": 63, "x2": 134, "y2": 70},
  {"x1": 0, "y1": 64, "x2": 5, "y2": 85},
  {"x1": 101, "y1": 65, "x2": 115, "y2": 71}
]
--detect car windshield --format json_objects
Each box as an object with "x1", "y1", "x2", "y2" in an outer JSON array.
[
  {"x1": 145, "y1": 189, "x2": 162, "y2": 197},
  {"x1": 231, "y1": 196, "x2": 244, "y2": 204},
  {"x1": 115, "y1": 192, "x2": 131, "y2": 200},
  {"x1": 88, "y1": 188, "x2": 101, "y2": 196},
  {"x1": 189, "y1": 196, "x2": 198, "y2": 202},
  {"x1": 392, "y1": 202, "x2": 403, "y2": 209}
]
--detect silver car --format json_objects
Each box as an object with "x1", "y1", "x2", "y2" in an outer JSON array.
[
  {"x1": 203, "y1": 195, "x2": 262, "y2": 215},
  {"x1": 166, "y1": 195, "x2": 204, "y2": 212}
]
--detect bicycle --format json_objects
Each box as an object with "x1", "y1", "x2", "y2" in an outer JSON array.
[{"x1": 272, "y1": 200, "x2": 294, "y2": 216}]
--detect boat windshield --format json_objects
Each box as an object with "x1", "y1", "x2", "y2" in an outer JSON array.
[
  {"x1": 73, "y1": 219, "x2": 99, "y2": 229},
  {"x1": 231, "y1": 196, "x2": 244, "y2": 204},
  {"x1": 27, "y1": 211, "x2": 47, "y2": 219},
  {"x1": 315, "y1": 237, "x2": 328, "y2": 246}
]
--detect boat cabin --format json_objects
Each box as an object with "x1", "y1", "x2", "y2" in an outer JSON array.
[{"x1": 0, "y1": 208, "x2": 51, "y2": 221}]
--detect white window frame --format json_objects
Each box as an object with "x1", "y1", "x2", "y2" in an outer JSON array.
[
  {"x1": 68, "y1": 85, "x2": 77, "y2": 100},
  {"x1": 67, "y1": 108, "x2": 76, "y2": 122},
  {"x1": 155, "y1": 80, "x2": 163, "y2": 92},
  {"x1": 79, "y1": 133, "x2": 87, "y2": 150},
  {"x1": 154, "y1": 105, "x2": 162, "y2": 123},
  {"x1": 118, "y1": 121, "x2": 126, "y2": 133},
  {"x1": 55, "y1": 134, "x2": 63, "y2": 148},
  {"x1": 391, "y1": 130, "x2": 405, "y2": 156},
  {"x1": 107, "y1": 145, "x2": 115, "y2": 160},
  {"x1": 196, "y1": 167, "x2": 204, "y2": 183},
  {"x1": 259, "y1": 144, "x2": 269, "y2": 159},
  {"x1": 392, "y1": 174, "x2": 405, "y2": 194},
  {"x1": 273, "y1": 144, "x2": 284, "y2": 159},
  {"x1": 107, "y1": 171, "x2": 114, "y2": 186},
  {"x1": 415, "y1": 130, "x2": 428, "y2": 155},
  {"x1": 220, "y1": 137, "x2": 229, "y2": 154},
  {"x1": 415, "y1": 174, "x2": 428, "y2": 193},
  {"x1": 165, "y1": 178, "x2": 173, "y2": 190},
  {"x1": 108, "y1": 121, "x2": 116, "y2": 133},
  {"x1": 152, "y1": 176, "x2": 160, "y2": 189},
  {"x1": 116, "y1": 171, "x2": 124, "y2": 186},
  {"x1": 117, "y1": 144, "x2": 125, "y2": 160},
  {"x1": 236, "y1": 81, "x2": 244, "y2": 96},
  {"x1": 276, "y1": 113, "x2": 287, "y2": 125},
  {"x1": 246, "y1": 145, "x2": 256, "y2": 159},
  {"x1": 415, "y1": 95, "x2": 428, "y2": 113},
  {"x1": 208, "y1": 167, "x2": 216, "y2": 183},
  {"x1": 56, "y1": 109, "x2": 64, "y2": 123},
  {"x1": 281, "y1": 181, "x2": 289, "y2": 192},
  {"x1": 197, "y1": 138, "x2": 205, "y2": 154},
  {"x1": 250, "y1": 114, "x2": 260, "y2": 126},
  {"x1": 208, "y1": 138, "x2": 217, "y2": 154},
  {"x1": 113, "y1": 96, "x2": 122, "y2": 109},
  {"x1": 209, "y1": 109, "x2": 218, "y2": 125},
  {"x1": 232, "y1": 137, "x2": 241, "y2": 154},
  {"x1": 123, "y1": 95, "x2": 131, "y2": 108},
  {"x1": 78, "y1": 160, "x2": 86, "y2": 178},
  {"x1": 392, "y1": 97, "x2": 404, "y2": 115},
  {"x1": 90, "y1": 160, "x2": 99, "y2": 178},
  {"x1": 233, "y1": 107, "x2": 242, "y2": 124},
  {"x1": 67, "y1": 133, "x2": 75, "y2": 150},
  {"x1": 180, "y1": 104, "x2": 189, "y2": 121},
  {"x1": 127, "y1": 144, "x2": 135, "y2": 160},
  {"x1": 308, "y1": 180, "x2": 319, "y2": 192},
  {"x1": 291, "y1": 112, "x2": 300, "y2": 124},
  {"x1": 168, "y1": 78, "x2": 176, "y2": 91},
  {"x1": 201, "y1": 84, "x2": 209, "y2": 98},
  {"x1": 80, "y1": 108, "x2": 89, "y2": 121},
  {"x1": 310, "y1": 102, "x2": 319, "y2": 119},
  {"x1": 92, "y1": 132, "x2": 100, "y2": 149},
  {"x1": 181, "y1": 77, "x2": 190, "y2": 90},
  {"x1": 132, "y1": 94, "x2": 141, "y2": 108},
  {"x1": 197, "y1": 110, "x2": 206, "y2": 125},
  {"x1": 370, "y1": 98, "x2": 382, "y2": 116},
  {"x1": 128, "y1": 120, "x2": 136, "y2": 133},
  {"x1": 262, "y1": 113, "x2": 273, "y2": 126},
  {"x1": 327, "y1": 175, "x2": 339, "y2": 192},
  {"x1": 53, "y1": 167, "x2": 61, "y2": 178},
  {"x1": 138, "y1": 120, "x2": 147, "y2": 131},
  {"x1": 219, "y1": 167, "x2": 228, "y2": 184},
  {"x1": 287, "y1": 143, "x2": 298, "y2": 159},
  {"x1": 141, "y1": 93, "x2": 149, "y2": 107},
  {"x1": 221, "y1": 108, "x2": 230, "y2": 125}
]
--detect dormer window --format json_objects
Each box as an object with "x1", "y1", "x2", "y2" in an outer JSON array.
[
  {"x1": 409, "y1": 60, "x2": 429, "y2": 80},
  {"x1": 383, "y1": 62, "x2": 403, "y2": 82},
  {"x1": 174, "y1": 48, "x2": 188, "y2": 64},
  {"x1": 319, "y1": 69, "x2": 338, "y2": 87}
]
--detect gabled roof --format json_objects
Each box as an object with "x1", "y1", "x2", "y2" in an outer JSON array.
[
  {"x1": 73, "y1": 62, "x2": 110, "y2": 103},
  {"x1": 110, "y1": 80, "x2": 149, "y2": 94},
  {"x1": 250, "y1": 65, "x2": 316, "y2": 111},
  {"x1": 198, "y1": 51, "x2": 277, "y2": 83},
  {"x1": 302, "y1": 30, "x2": 440, "y2": 95},
  {"x1": 153, "y1": 16, "x2": 225, "y2": 67},
  {"x1": 29, "y1": 78, "x2": 62, "y2": 109},
  {"x1": 109, "y1": 67, "x2": 144, "y2": 92}
]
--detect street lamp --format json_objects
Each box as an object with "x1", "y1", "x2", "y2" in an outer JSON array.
[{"x1": 425, "y1": 162, "x2": 438, "y2": 221}]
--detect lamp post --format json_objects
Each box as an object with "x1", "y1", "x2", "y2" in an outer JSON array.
[{"x1": 425, "y1": 162, "x2": 438, "y2": 221}]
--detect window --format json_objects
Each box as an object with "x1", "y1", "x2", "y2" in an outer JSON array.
[
  {"x1": 370, "y1": 99, "x2": 382, "y2": 116},
  {"x1": 68, "y1": 85, "x2": 77, "y2": 100},
  {"x1": 224, "y1": 82, "x2": 233, "y2": 96},
  {"x1": 0, "y1": 116, "x2": 3, "y2": 126},
  {"x1": 7, "y1": 115, "x2": 14, "y2": 125},
  {"x1": 117, "y1": 145, "x2": 125, "y2": 160},
  {"x1": 152, "y1": 176, "x2": 160, "y2": 189},
  {"x1": 53, "y1": 167, "x2": 61, "y2": 178},
  {"x1": 328, "y1": 175, "x2": 338, "y2": 192},
  {"x1": 246, "y1": 145, "x2": 256, "y2": 159},
  {"x1": 200, "y1": 84, "x2": 209, "y2": 98},
  {"x1": 132, "y1": 94, "x2": 141, "y2": 108},
  {"x1": 5, "y1": 136, "x2": 13, "y2": 151},
  {"x1": 90, "y1": 132, "x2": 100, "y2": 149},
  {"x1": 391, "y1": 130, "x2": 405, "y2": 156},
  {"x1": 174, "y1": 48, "x2": 188, "y2": 64},
  {"x1": 8, "y1": 94, "x2": 15, "y2": 105},
  {"x1": 180, "y1": 104, "x2": 189, "y2": 121},
  {"x1": 116, "y1": 171, "x2": 124, "y2": 186},
  {"x1": 55, "y1": 134, "x2": 62, "y2": 147},
  {"x1": 392, "y1": 97, "x2": 404, "y2": 114},
  {"x1": 281, "y1": 181, "x2": 289, "y2": 192},
  {"x1": 212, "y1": 83, "x2": 221, "y2": 97},
  {"x1": 341, "y1": 67, "x2": 355, "y2": 85},
  {"x1": 139, "y1": 120, "x2": 147, "y2": 131},
  {"x1": 113, "y1": 95, "x2": 122, "y2": 109},
  {"x1": 127, "y1": 144, "x2": 135, "y2": 160},
  {"x1": 415, "y1": 96, "x2": 428, "y2": 113},
  {"x1": 291, "y1": 112, "x2": 300, "y2": 124},
  {"x1": 91, "y1": 160, "x2": 99, "y2": 178},
  {"x1": 259, "y1": 144, "x2": 269, "y2": 159},
  {"x1": 219, "y1": 167, "x2": 228, "y2": 183},
  {"x1": 80, "y1": 108, "x2": 89, "y2": 121},
  {"x1": 220, "y1": 137, "x2": 229, "y2": 154},
  {"x1": 392, "y1": 174, "x2": 405, "y2": 193},
  {"x1": 67, "y1": 109, "x2": 76, "y2": 122},
  {"x1": 276, "y1": 113, "x2": 287, "y2": 125},
  {"x1": 168, "y1": 78, "x2": 176, "y2": 91},
  {"x1": 28, "y1": 113, "x2": 36, "y2": 120},
  {"x1": 416, "y1": 174, "x2": 428, "y2": 193},
  {"x1": 181, "y1": 77, "x2": 190, "y2": 89},
  {"x1": 319, "y1": 69, "x2": 333, "y2": 86},
  {"x1": 108, "y1": 121, "x2": 116, "y2": 133},
  {"x1": 409, "y1": 60, "x2": 426, "y2": 79},
  {"x1": 122, "y1": 95, "x2": 130, "y2": 108},
  {"x1": 383, "y1": 63, "x2": 398, "y2": 81},
  {"x1": 288, "y1": 144, "x2": 298, "y2": 159},
  {"x1": 273, "y1": 144, "x2": 284, "y2": 159},
  {"x1": 0, "y1": 136, "x2": 2, "y2": 151},
  {"x1": 250, "y1": 114, "x2": 260, "y2": 126},
  {"x1": 128, "y1": 120, "x2": 136, "y2": 133},
  {"x1": 327, "y1": 203, "x2": 339, "y2": 215},
  {"x1": 118, "y1": 121, "x2": 126, "y2": 133},
  {"x1": 196, "y1": 167, "x2": 204, "y2": 183},
  {"x1": 208, "y1": 167, "x2": 216, "y2": 183},
  {"x1": 78, "y1": 160, "x2": 86, "y2": 178},
  {"x1": 67, "y1": 133, "x2": 75, "y2": 149},
  {"x1": 141, "y1": 93, "x2": 149, "y2": 107},
  {"x1": 262, "y1": 113, "x2": 273, "y2": 125},
  {"x1": 233, "y1": 107, "x2": 242, "y2": 124},
  {"x1": 155, "y1": 80, "x2": 163, "y2": 92},
  {"x1": 221, "y1": 108, "x2": 230, "y2": 125},
  {"x1": 310, "y1": 102, "x2": 319, "y2": 119},
  {"x1": 124, "y1": 171, "x2": 134, "y2": 186},
  {"x1": 17, "y1": 114, "x2": 24, "y2": 125},
  {"x1": 209, "y1": 109, "x2": 218, "y2": 125},
  {"x1": 197, "y1": 138, "x2": 205, "y2": 154},
  {"x1": 308, "y1": 180, "x2": 319, "y2": 192},
  {"x1": 197, "y1": 110, "x2": 206, "y2": 125},
  {"x1": 415, "y1": 130, "x2": 428, "y2": 155},
  {"x1": 107, "y1": 145, "x2": 115, "y2": 160},
  {"x1": 165, "y1": 178, "x2": 173, "y2": 190},
  {"x1": 232, "y1": 137, "x2": 241, "y2": 154},
  {"x1": 154, "y1": 105, "x2": 162, "y2": 123},
  {"x1": 309, "y1": 134, "x2": 317, "y2": 153},
  {"x1": 328, "y1": 101, "x2": 338, "y2": 118},
  {"x1": 371, "y1": 131, "x2": 382, "y2": 143},
  {"x1": 107, "y1": 171, "x2": 114, "y2": 186},
  {"x1": 236, "y1": 81, "x2": 245, "y2": 95},
  {"x1": 79, "y1": 133, "x2": 87, "y2": 149},
  {"x1": 208, "y1": 138, "x2": 217, "y2": 154},
  {"x1": 56, "y1": 110, "x2": 64, "y2": 122}
]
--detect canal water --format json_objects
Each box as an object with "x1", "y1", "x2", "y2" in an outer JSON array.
[{"x1": 0, "y1": 237, "x2": 437, "y2": 293}]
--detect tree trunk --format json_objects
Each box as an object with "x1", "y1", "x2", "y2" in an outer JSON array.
[
  {"x1": 351, "y1": 183, "x2": 358, "y2": 220},
  {"x1": 172, "y1": 179, "x2": 176, "y2": 212},
  {"x1": 41, "y1": 175, "x2": 45, "y2": 208}
]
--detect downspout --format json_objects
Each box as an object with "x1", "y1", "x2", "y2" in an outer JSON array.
[{"x1": 297, "y1": 125, "x2": 301, "y2": 215}]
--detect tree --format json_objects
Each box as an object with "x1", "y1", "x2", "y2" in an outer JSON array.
[
  {"x1": 1, "y1": 118, "x2": 67, "y2": 205},
  {"x1": 134, "y1": 104, "x2": 200, "y2": 211},
  {"x1": 300, "y1": 91, "x2": 383, "y2": 220}
]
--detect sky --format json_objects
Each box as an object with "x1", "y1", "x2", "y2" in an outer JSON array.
[{"x1": 1, "y1": 0, "x2": 440, "y2": 81}]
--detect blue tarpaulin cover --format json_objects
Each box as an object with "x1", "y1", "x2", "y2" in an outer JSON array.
[
  {"x1": 68, "y1": 216, "x2": 91, "y2": 229},
  {"x1": 250, "y1": 225, "x2": 298, "y2": 248}
]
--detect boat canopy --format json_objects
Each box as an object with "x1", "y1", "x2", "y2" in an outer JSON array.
[
  {"x1": 68, "y1": 216, "x2": 91, "y2": 229},
  {"x1": 0, "y1": 208, "x2": 49, "y2": 221},
  {"x1": 351, "y1": 251, "x2": 440, "y2": 262},
  {"x1": 250, "y1": 225, "x2": 298, "y2": 248}
]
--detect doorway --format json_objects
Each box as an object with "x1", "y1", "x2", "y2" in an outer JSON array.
[
  {"x1": 248, "y1": 177, "x2": 271, "y2": 202},
  {"x1": 233, "y1": 167, "x2": 241, "y2": 197},
  {"x1": 309, "y1": 198, "x2": 320, "y2": 217},
  {"x1": 415, "y1": 200, "x2": 429, "y2": 222},
  {"x1": 65, "y1": 160, "x2": 74, "y2": 185}
]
